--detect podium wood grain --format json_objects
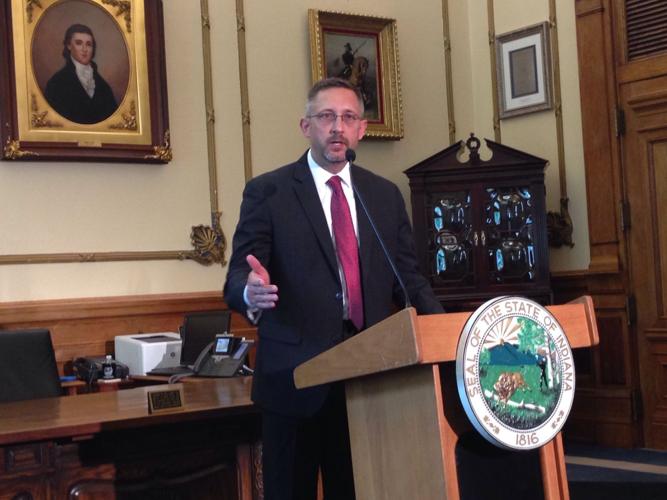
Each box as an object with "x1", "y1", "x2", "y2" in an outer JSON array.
[{"x1": 346, "y1": 364, "x2": 449, "y2": 499}]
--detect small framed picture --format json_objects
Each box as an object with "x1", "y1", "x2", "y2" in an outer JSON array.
[
  {"x1": 495, "y1": 22, "x2": 552, "y2": 119},
  {"x1": 308, "y1": 9, "x2": 403, "y2": 139},
  {"x1": 0, "y1": 0, "x2": 170, "y2": 163}
]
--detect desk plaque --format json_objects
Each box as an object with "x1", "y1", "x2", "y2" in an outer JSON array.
[{"x1": 147, "y1": 386, "x2": 184, "y2": 414}]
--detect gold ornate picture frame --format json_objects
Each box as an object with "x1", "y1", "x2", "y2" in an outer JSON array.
[
  {"x1": 0, "y1": 0, "x2": 170, "y2": 163},
  {"x1": 495, "y1": 22, "x2": 553, "y2": 119},
  {"x1": 308, "y1": 9, "x2": 403, "y2": 140}
]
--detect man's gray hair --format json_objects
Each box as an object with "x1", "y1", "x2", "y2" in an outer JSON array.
[{"x1": 305, "y1": 78, "x2": 364, "y2": 116}]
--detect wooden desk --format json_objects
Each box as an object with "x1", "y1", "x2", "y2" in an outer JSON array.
[
  {"x1": 0, "y1": 377, "x2": 261, "y2": 499},
  {"x1": 131, "y1": 374, "x2": 217, "y2": 384}
]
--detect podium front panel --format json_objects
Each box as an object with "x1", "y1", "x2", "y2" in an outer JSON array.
[{"x1": 345, "y1": 364, "x2": 449, "y2": 499}]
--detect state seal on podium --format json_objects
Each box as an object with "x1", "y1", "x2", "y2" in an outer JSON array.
[{"x1": 456, "y1": 296, "x2": 575, "y2": 450}]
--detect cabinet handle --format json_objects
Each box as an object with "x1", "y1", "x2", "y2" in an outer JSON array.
[
  {"x1": 473, "y1": 231, "x2": 479, "y2": 246},
  {"x1": 481, "y1": 230, "x2": 486, "y2": 246}
]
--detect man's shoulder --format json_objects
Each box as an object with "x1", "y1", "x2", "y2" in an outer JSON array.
[
  {"x1": 351, "y1": 164, "x2": 400, "y2": 193},
  {"x1": 46, "y1": 64, "x2": 74, "y2": 86}
]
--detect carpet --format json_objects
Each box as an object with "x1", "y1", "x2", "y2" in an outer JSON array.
[{"x1": 566, "y1": 443, "x2": 667, "y2": 500}]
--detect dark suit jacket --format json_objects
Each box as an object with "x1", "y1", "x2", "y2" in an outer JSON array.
[
  {"x1": 44, "y1": 59, "x2": 118, "y2": 124},
  {"x1": 224, "y1": 152, "x2": 443, "y2": 417}
]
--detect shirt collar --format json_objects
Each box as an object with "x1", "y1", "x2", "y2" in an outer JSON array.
[
  {"x1": 307, "y1": 149, "x2": 352, "y2": 189},
  {"x1": 71, "y1": 57, "x2": 92, "y2": 75}
]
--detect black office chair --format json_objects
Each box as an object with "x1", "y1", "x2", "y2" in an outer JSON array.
[{"x1": 0, "y1": 328, "x2": 62, "y2": 403}]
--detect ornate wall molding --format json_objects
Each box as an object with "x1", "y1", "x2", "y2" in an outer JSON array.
[
  {"x1": 487, "y1": 0, "x2": 501, "y2": 142},
  {"x1": 194, "y1": 0, "x2": 227, "y2": 265},
  {"x1": 546, "y1": 0, "x2": 574, "y2": 248},
  {"x1": 236, "y1": 0, "x2": 253, "y2": 182},
  {"x1": 441, "y1": 0, "x2": 456, "y2": 143},
  {"x1": 0, "y1": 251, "x2": 189, "y2": 266}
]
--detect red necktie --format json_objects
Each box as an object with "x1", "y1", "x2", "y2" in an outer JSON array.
[{"x1": 327, "y1": 176, "x2": 364, "y2": 330}]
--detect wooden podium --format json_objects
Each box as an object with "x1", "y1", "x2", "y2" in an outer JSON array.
[{"x1": 294, "y1": 297, "x2": 599, "y2": 500}]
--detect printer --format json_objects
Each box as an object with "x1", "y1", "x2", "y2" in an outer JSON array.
[{"x1": 114, "y1": 332, "x2": 182, "y2": 375}]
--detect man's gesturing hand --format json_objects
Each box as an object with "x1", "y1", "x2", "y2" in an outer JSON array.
[{"x1": 246, "y1": 254, "x2": 278, "y2": 310}]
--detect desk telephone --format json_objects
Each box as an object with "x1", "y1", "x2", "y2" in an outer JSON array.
[
  {"x1": 193, "y1": 334, "x2": 253, "y2": 377},
  {"x1": 73, "y1": 356, "x2": 129, "y2": 384}
]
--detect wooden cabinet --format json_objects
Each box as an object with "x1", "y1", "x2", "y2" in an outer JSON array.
[
  {"x1": 0, "y1": 443, "x2": 53, "y2": 500},
  {"x1": 405, "y1": 134, "x2": 551, "y2": 310}
]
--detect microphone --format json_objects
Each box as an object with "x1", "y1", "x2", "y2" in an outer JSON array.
[{"x1": 347, "y1": 149, "x2": 412, "y2": 309}]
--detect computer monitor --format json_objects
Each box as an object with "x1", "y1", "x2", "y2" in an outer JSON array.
[{"x1": 180, "y1": 310, "x2": 232, "y2": 366}]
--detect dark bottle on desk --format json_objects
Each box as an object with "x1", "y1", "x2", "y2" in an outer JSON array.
[{"x1": 102, "y1": 355, "x2": 114, "y2": 379}]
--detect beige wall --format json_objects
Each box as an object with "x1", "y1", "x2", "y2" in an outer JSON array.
[{"x1": 0, "y1": 0, "x2": 588, "y2": 303}]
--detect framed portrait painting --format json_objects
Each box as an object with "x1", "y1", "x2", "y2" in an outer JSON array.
[
  {"x1": 308, "y1": 9, "x2": 403, "y2": 140},
  {"x1": 495, "y1": 22, "x2": 552, "y2": 119},
  {"x1": 0, "y1": 0, "x2": 170, "y2": 162}
]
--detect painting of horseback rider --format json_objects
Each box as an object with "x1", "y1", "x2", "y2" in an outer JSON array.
[
  {"x1": 338, "y1": 43, "x2": 355, "y2": 79},
  {"x1": 324, "y1": 33, "x2": 379, "y2": 120}
]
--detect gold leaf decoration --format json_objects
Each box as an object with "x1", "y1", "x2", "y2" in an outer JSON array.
[
  {"x1": 26, "y1": 0, "x2": 43, "y2": 23},
  {"x1": 109, "y1": 100, "x2": 137, "y2": 130},
  {"x1": 4, "y1": 136, "x2": 38, "y2": 159},
  {"x1": 189, "y1": 212, "x2": 227, "y2": 266},
  {"x1": 30, "y1": 94, "x2": 63, "y2": 128},
  {"x1": 144, "y1": 130, "x2": 172, "y2": 162},
  {"x1": 101, "y1": 0, "x2": 132, "y2": 32}
]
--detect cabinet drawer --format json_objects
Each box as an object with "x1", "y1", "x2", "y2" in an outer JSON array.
[{"x1": 1, "y1": 443, "x2": 52, "y2": 476}]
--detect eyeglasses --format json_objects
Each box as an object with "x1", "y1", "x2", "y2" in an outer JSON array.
[{"x1": 307, "y1": 111, "x2": 361, "y2": 125}]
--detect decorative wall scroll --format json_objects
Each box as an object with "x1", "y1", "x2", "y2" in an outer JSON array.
[
  {"x1": 308, "y1": 9, "x2": 403, "y2": 139},
  {"x1": 0, "y1": 0, "x2": 170, "y2": 163},
  {"x1": 495, "y1": 22, "x2": 552, "y2": 119}
]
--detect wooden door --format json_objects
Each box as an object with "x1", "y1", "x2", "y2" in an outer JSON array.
[
  {"x1": 616, "y1": 1, "x2": 667, "y2": 447},
  {"x1": 621, "y1": 74, "x2": 667, "y2": 447}
]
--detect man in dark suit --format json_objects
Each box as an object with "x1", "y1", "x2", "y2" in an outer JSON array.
[
  {"x1": 224, "y1": 78, "x2": 443, "y2": 500},
  {"x1": 44, "y1": 24, "x2": 117, "y2": 124}
]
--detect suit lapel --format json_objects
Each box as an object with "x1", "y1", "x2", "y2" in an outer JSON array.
[{"x1": 292, "y1": 156, "x2": 340, "y2": 280}]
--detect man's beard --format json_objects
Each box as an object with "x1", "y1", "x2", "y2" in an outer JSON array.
[
  {"x1": 323, "y1": 138, "x2": 348, "y2": 164},
  {"x1": 324, "y1": 150, "x2": 346, "y2": 164}
]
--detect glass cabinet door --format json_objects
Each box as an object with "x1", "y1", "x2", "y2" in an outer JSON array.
[
  {"x1": 428, "y1": 191, "x2": 475, "y2": 287},
  {"x1": 482, "y1": 186, "x2": 537, "y2": 284}
]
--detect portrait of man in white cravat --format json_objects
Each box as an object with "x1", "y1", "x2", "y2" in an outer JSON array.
[{"x1": 43, "y1": 23, "x2": 119, "y2": 124}]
